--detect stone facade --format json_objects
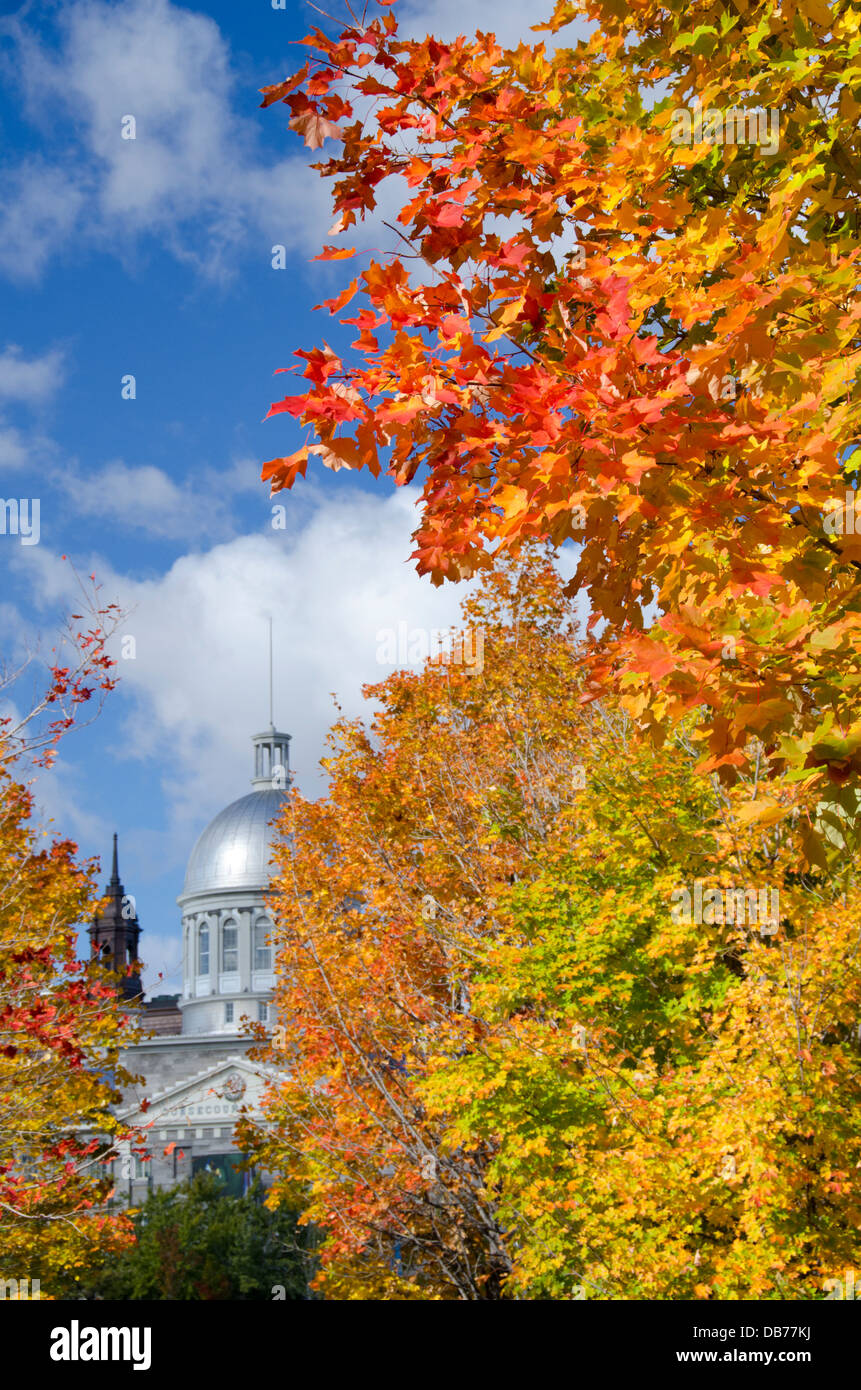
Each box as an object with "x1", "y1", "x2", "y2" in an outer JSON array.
[
  {"x1": 115, "y1": 1045, "x2": 276, "y2": 1202},
  {"x1": 110, "y1": 727, "x2": 290, "y2": 1199}
]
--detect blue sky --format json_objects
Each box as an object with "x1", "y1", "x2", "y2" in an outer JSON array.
[{"x1": 0, "y1": 0, "x2": 576, "y2": 992}]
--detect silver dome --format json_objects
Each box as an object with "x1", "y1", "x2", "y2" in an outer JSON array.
[{"x1": 181, "y1": 789, "x2": 288, "y2": 897}]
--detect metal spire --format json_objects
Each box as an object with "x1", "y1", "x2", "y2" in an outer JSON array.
[
  {"x1": 250, "y1": 615, "x2": 291, "y2": 789},
  {"x1": 268, "y1": 615, "x2": 274, "y2": 729}
]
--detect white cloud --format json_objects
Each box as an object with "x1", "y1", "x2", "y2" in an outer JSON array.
[
  {"x1": 0, "y1": 0, "x2": 330, "y2": 280},
  {"x1": 399, "y1": 0, "x2": 563, "y2": 44},
  {"x1": 0, "y1": 345, "x2": 65, "y2": 403},
  {"x1": 0, "y1": 0, "x2": 593, "y2": 283},
  {"x1": 0, "y1": 424, "x2": 31, "y2": 472},
  {"x1": 19, "y1": 485, "x2": 474, "y2": 823},
  {"x1": 0, "y1": 374, "x2": 266, "y2": 532},
  {"x1": 59, "y1": 458, "x2": 252, "y2": 542},
  {"x1": 28, "y1": 753, "x2": 109, "y2": 850},
  {"x1": 0, "y1": 348, "x2": 65, "y2": 472},
  {"x1": 0, "y1": 161, "x2": 86, "y2": 282},
  {"x1": 135, "y1": 927, "x2": 183, "y2": 996}
]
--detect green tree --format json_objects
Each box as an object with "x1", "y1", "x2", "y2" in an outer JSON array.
[{"x1": 63, "y1": 1173, "x2": 313, "y2": 1301}]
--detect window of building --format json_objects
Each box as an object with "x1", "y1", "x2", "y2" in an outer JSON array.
[
  {"x1": 225, "y1": 1001, "x2": 234, "y2": 1024},
  {"x1": 258, "y1": 1000, "x2": 269, "y2": 1024},
  {"x1": 192, "y1": 1153, "x2": 250, "y2": 1198},
  {"x1": 198, "y1": 923, "x2": 209, "y2": 975},
  {"x1": 254, "y1": 918, "x2": 272, "y2": 972},
  {"x1": 221, "y1": 921, "x2": 238, "y2": 973}
]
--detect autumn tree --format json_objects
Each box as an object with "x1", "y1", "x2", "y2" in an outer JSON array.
[
  {"x1": 0, "y1": 578, "x2": 140, "y2": 1295},
  {"x1": 244, "y1": 551, "x2": 589, "y2": 1299},
  {"x1": 421, "y1": 783, "x2": 861, "y2": 1300},
  {"x1": 242, "y1": 550, "x2": 859, "y2": 1298},
  {"x1": 259, "y1": 0, "x2": 861, "y2": 851}
]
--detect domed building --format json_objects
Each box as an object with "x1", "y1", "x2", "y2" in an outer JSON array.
[{"x1": 105, "y1": 725, "x2": 291, "y2": 1199}]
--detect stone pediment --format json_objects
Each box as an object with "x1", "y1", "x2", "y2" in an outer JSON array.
[{"x1": 119, "y1": 1056, "x2": 278, "y2": 1129}]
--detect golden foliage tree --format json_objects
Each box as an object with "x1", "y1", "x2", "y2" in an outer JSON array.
[
  {"x1": 244, "y1": 552, "x2": 861, "y2": 1299},
  {"x1": 0, "y1": 579, "x2": 138, "y2": 1294}
]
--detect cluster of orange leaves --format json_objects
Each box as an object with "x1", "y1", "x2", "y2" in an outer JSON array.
[{"x1": 259, "y1": 0, "x2": 861, "y2": 851}]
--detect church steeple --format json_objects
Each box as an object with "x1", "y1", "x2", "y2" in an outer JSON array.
[{"x1": 89, "y1": 834, "x2": 142, "y2": 1003}]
